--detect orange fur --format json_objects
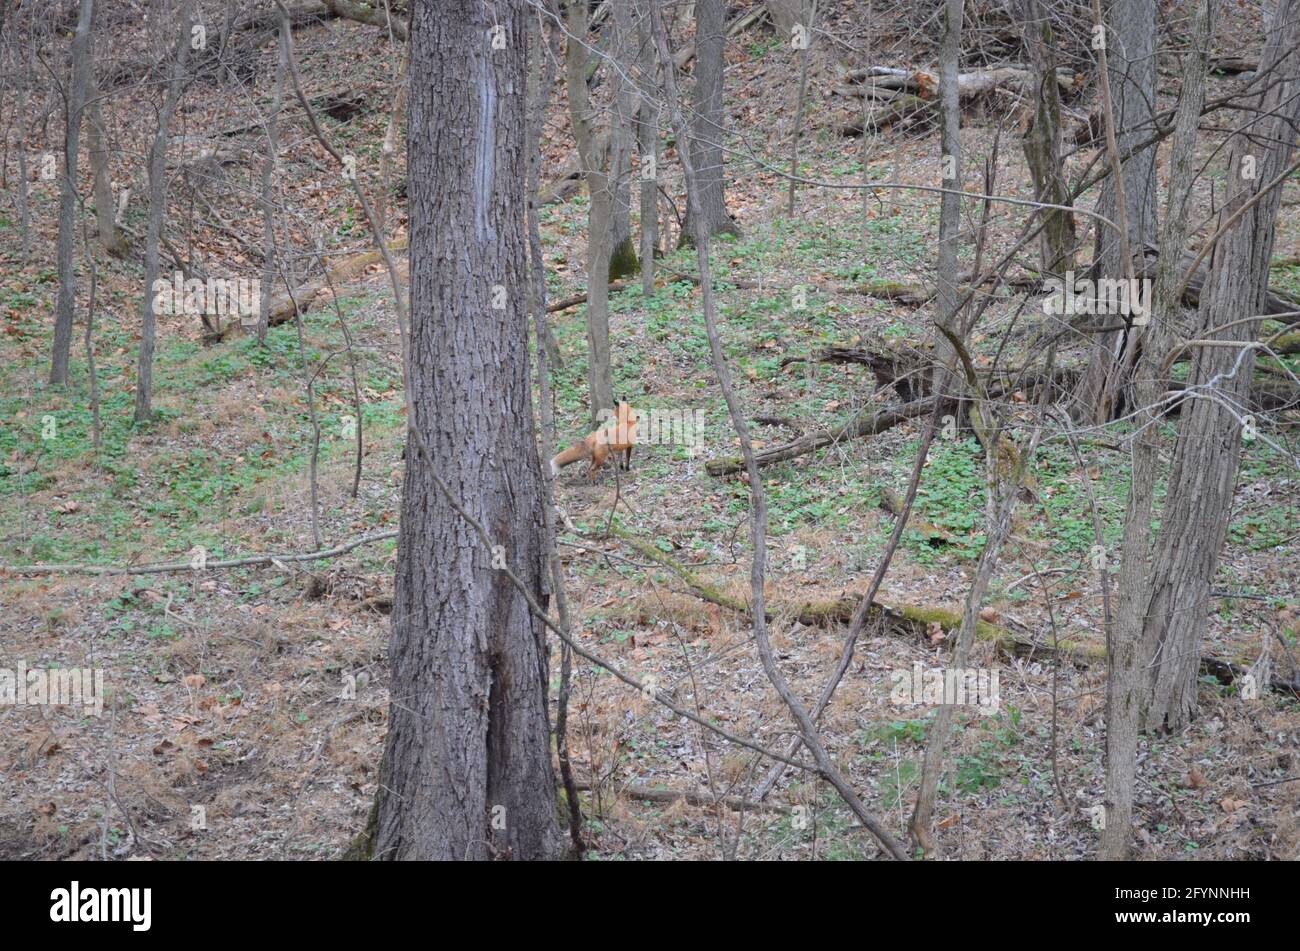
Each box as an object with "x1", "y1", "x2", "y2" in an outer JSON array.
[{"x1": 550, "y1": 403, "x2": 639, "y2": 480}]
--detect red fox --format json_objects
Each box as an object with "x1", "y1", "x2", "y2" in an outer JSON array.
[{"x1": 550, "y1": 402, "x2": 639, "y2": 480}]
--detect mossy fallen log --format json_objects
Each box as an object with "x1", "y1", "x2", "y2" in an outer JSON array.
[{"x1": 603, "y1": 526, "x2": 1296, "y2": 695}]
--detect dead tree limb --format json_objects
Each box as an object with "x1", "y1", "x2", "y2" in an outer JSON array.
[{"x1": 704, "y1": 397, "x2": 933, "y2": 476}]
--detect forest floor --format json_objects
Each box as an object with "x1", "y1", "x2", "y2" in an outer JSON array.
[{"x1": 1, "y1": 4, "x2": 1298, "y2": 860}]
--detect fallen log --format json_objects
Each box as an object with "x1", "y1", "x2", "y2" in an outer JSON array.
[
  {"x1": 322, "y1": 0, "x2": 407, "y2": 39},
  {"x1": 835, "y1": 94, "x2": 932, "y2": 136},
  {"x1": 574, "y1": 782, "x2": 785, "y2": 813},
  {"x1": 1209, "y1": 55, "x2": 1257, "y2": 75},
  {"x1": 703, "y1": 360, "x2": 1290, "y2": 482},
  {"x1": 779, "y1": 344, "x2": 932, "y2": 401},
  {"x1": 547, "y1": 281, "x2": 632, "y2": 313},
  {"x1": 221, "y1": 240, "x2": 409, "y2": 337},
  {"x1": 97, "y1": 2, "x2": 337, "y2": 90},
  {"x1": 704, "y1": 397, "x2": 934, "y2": 476},
  {"x1": 838, "y1": 65, "x2": 1077, "y2": 99},
  {"x1": 605, "y1": 526, "x2": 1298, "y2": 697},
  {"x1": 841, "y1": 278, "x2": 934, "y2": 304},
  {"x1": 839, "y1": 268, "x2": 1040, "y2": 304}
]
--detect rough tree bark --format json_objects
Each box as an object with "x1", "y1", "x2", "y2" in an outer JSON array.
[
  {"x1": 680, "y1": 0, "x2": 737, "y2": 244},
  {"x1": 1076, "y1": 0, "x2": 1158, "y2": 422},
  {"x1": 49, "y1": 0, "x2": 95, "y2": 386},
  {"x1": 525, "y1": 0, "x2": 584, "y2": 857},
  {"x1": 134, "y1": 0, "x2": 193, "y2": 423},
  {"x1": 369, "y1": 0, "x2": 561, "y2": 861},
  {"x1": 764, "y1": 0, "x2": 812, "y2": 35},
  {"x1": 1102, "y1": 0, "x2": 1217, "y2": 860},
  {"x1": 1135, "y1": 0, "x2": 1300, "y2": 733}
]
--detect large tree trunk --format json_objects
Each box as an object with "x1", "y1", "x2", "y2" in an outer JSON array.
[
  {"x1": 1135, "y1": 0, "x2": 1300, "y2": 734},
  {"x1": 1019, "y1": 0, "x2": 1075, "y2": 276},
  {"x1": 680, "y1": 0, "x2": 737, "y2": 244},
  {"x1": 48, "y1": 0, "x2": 95, "y2": 386},
  {"x1": 764, "y1": 0, "x2": 813, "y2": 35},
  {"x1": 134, "y1": 0, "x2": 193, "y2": 423},
  {"x1": 370, "y1": 0, "x2": 561, "y2": 861},
  {"x1": 1075, "y1": 0, "x2": 1159, "y2": 422},
  {"x1": 1102, "y1": 0, "x2": 1217, "y2": 860}
]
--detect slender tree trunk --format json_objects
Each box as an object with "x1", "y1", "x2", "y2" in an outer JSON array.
[
  {"x1": 148, "y1": 0, "x2": 168, "y2": 63},
  {"x1": 370, "y1": 0, "x2": 561, "y2": 861},
  {"x1": 83, "y1": 4, "x2": 121, "y2": 257},
  {"x1": 526, "y1": 3, "x2": 583, "y2": 855},
  {"x1": 649, "y1": 0, "x2": 907, "y2": 860},
  {"x1": 1076, "y1": 0, "x2": 1158, "y2": 422},
  {"x1": 1102, "y1": 0, "x2": 1217, "y2": 860},
  {"x1": 786, "y1": 1, "x2": 816, "y2": 215},
  {"x1": 85, "y1": 77, "x2": 124, "y2": 257},
  {"x1": 932, "y1": 0, "x2": 964, "y2": 405},
  {"x1": 1135, "y1": 0, "x2": 1300, "y2": 733},
  {"x1": 608, "y1": 2, "x2": 639, "y2": 281},
  {"x1": 679, "y1": 0, "x2": 737, "y2": 244},
  {"x1": 49, "y1": 0, "x2": 95, "y2": 386},
  {"x1": 258, "y1": 16, "x2": 288, "y2": 345},
  {"x1": 566, "y1": 0, "x2": 615, "y2": 426},
  {"x1": 859, "y1": 0, "x2": 874, "y2": 253},
  {"x1": 910, "y1": 440, "x2": 1038, "y2": 850},
  {"x1": 636, "y1": 1, "x2": 659, "y2": 296},
  {"x1": 1019, "y1": 0, "x2": 1074, "y2": 276},
  {"x1": 134, "y1": 0, "x2": 193, "y2": 423},
  {"x1": 15, "y1": 43, "x2": 33, "y2": 257},
  {"x1": 525, "y1": 12, "x2": 564, "y2": 370}
]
